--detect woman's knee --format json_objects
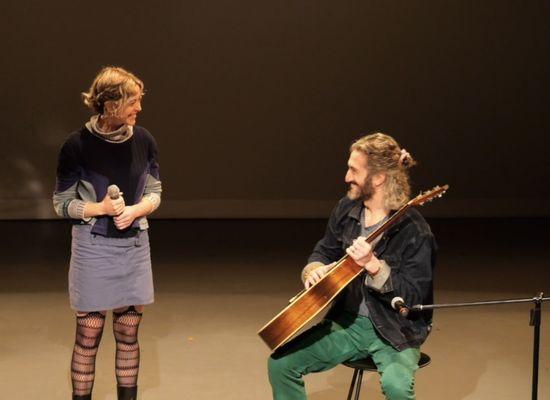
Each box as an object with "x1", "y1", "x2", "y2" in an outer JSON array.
[
  {"x1": 76, "y1": 311, "x2": 106, "y2": 317},
  {"x1": 113, "y1": 305, "x2": 145, "y2": 313}
]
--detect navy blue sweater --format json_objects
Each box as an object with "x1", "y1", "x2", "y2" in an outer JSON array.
[{"x1": 54, "y1": 126, "x2": 161, "y2": 237}]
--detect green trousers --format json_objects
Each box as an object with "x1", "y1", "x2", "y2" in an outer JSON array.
[{"x1": 268, "y1": 312, "x2": 420, "y2": 400}]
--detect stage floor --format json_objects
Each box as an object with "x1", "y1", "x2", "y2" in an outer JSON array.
[{"x1": 1, "y1": 218, "x2": 549, "y2": 399}]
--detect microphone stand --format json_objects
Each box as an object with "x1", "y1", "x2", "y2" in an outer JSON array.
[{"x1": 411, "y1": 292, "x2": 549, "y2": 400}]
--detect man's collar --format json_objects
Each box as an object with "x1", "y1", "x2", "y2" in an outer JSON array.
[
  {"x1": 348, "y1": 200, "x2": 364, "y2": 221},
  {"x1": 347, "y1": 199, "x2": 403, "y2": 235}
]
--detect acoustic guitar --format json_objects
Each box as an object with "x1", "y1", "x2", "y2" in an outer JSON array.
[{"x1": 258, "y1": 185, "x2": 449, "y2": 351}]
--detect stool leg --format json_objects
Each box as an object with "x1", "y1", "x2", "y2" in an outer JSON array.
[
  {"x1": 347, "y1": 369, "x2": 359, "y2": 400},
  {"x1": 354, "y1": 369, "x2": 364, "y2": 400},
  {"x1": 347, "y1": 368, "x2": 367, "y2": 400}
]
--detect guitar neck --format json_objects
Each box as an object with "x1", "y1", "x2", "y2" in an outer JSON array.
[
  {"x1": 365, "y1": 184, "x2": 448, "y2": 244},
  {"x1": 366, "y1": 203, "x2": 411, "y2": 244},
  {"x1": 326, "y1": 202, "x2": 411, "y2": 271}
]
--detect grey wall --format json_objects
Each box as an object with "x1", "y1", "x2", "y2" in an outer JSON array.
[{"x1": 0, "y1": 1, "x2": 548, "y2": 219}]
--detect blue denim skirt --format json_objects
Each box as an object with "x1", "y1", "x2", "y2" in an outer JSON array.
[{"x1": 69, "y1": 224, "x2": 154, "y2": 311}]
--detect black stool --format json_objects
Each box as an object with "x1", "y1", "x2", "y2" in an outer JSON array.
[{"x1": 342, "y1": 352, "x2": 431, "y2": 400}]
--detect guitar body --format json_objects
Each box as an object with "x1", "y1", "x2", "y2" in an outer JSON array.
[{"x1": 258, "y1": 258, "x2": 364, "y2": 351}]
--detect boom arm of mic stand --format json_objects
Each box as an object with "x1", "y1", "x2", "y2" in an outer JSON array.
[{"x1": 412, "y1": 295, "x2": 550, "y2": 311}]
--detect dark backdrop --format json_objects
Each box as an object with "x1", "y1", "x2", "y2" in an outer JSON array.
[{"x1": 1, "y1": 1, "x2": 548, "y2": 219}]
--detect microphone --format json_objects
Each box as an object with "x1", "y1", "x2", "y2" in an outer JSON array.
[
  {"x1": 107, "y1": 184, "x2": 121, "y2": 200},
  {"x1": 391, "y1": 297, "x2": 410, "y2": 317}
]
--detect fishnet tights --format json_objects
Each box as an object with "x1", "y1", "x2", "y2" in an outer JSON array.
[
  {"x1": 71, "y1": 312, "x2": 105, "y2": 396},
  {"x1": 113, "y1": 307, "x2": 143, "y2": 387}
]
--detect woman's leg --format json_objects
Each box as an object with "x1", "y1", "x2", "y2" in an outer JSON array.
[
  {"x1": 71, "y1": 311, "x2": 106, "y2": 399},
  {"x1": 112, "y1": 305, "x2": 144, "y2": 400}
]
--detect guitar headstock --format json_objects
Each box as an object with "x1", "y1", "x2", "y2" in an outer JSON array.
[{"x1": 408, "y1": 184, "x2": 449, "y2": 207}]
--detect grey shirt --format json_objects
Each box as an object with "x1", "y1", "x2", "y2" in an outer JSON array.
[{"x1": 342, "y1": 208, "x2": 388, "y2": 317}]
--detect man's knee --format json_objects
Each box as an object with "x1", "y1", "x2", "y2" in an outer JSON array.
[
  {"x1": 268, "y1": 353, "x2": 305, "y2": 382},
  {"x1": 268, "y1": 355, "x2": 290, "y2": 378},
  {"x1": 380, "y1": 363, "x2": 415, "y2": 400}
]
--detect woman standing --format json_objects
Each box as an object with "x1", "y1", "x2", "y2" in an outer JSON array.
[{"x1": 53, "y1": 66, "x2": 162, "y2": 400}]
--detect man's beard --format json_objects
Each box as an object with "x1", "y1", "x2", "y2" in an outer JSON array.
[{"x1": 347, "y1": 176, "x2": 375, "y2": 201}]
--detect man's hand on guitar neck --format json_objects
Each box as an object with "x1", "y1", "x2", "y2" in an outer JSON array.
[{"x1": 347, "y1": 236, "x2": 382, "y2": 276}]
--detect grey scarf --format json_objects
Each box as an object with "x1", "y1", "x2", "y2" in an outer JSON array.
[{"x1": 85, "y1": 115, "x2": 134, "y2": 143}]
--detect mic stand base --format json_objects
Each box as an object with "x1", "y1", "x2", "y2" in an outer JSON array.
[{"x1": 529, "y1": 293, "x2": 543, "y2": 400}]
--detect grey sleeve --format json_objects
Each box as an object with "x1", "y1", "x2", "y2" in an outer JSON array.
[
  {"x1": 142, "y1": 174, "x2": 162, "y2": 211},
  {"x1": 53, "y1": 137, "x2": 92, "y2": 221},
  {"x1": 365, "y1": 260, "x2": 392, "y2": 293},
  {"x1": 52, "y1": 183, "x2": 90, "y2": 220}
]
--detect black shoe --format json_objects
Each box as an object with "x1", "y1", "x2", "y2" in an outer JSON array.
[
  {"x1": 117, "y1": 386, "x2": 137, "y2": 400},
  {"x1": 72, "y1": 395, "x2": 91, "y2": 400}
]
